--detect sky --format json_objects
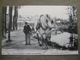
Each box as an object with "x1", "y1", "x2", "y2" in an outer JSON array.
[{"x1": 18, "y1": 6, "x2": 70, "y2": 20}]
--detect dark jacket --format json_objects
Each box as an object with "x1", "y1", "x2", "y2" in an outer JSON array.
[{"x1": 23, "y1": 25, "x2": 31, "y2": 34}]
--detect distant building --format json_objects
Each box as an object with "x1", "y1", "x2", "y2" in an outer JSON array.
[
  {"x1": 17, "y1": 15, "x2": 34, "y2": 29},
  {"x1": 54, "y1": 18, "x2": 70, "y2": 30}
]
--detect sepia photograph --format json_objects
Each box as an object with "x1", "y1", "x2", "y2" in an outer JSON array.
[{"x1": 1, "y1": 6, "x2": 78, "y2": 55}]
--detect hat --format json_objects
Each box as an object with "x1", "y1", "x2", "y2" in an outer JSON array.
[
  {"x1": 25, "y1": 22, "x2": 27, "y2": 24},
  {"x1": 51, "y1": 20, "x2": 54, "y2": 23}
]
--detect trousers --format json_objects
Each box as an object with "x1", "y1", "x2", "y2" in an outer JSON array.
[{"x1": 25, "y1": 34, "x2": 30, "y2": 44}]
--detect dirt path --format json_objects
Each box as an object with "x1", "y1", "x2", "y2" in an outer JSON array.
[{"x1": 2, "y1": 29, "x2": 78, "y2": 55}]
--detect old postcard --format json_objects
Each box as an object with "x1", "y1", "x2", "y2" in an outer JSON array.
[{"x1": 2, "y1": 6, "x2": 78, "y2": 55}]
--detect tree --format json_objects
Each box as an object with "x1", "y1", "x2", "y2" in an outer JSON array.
[
  {"x1": 67, "y1": 6, "x2": 78, "y2": 49},
  {"x1": 2, "y1": 7, "x2": 7, "y2": 38},
  {"x1": 67, "y1": 6, "x2": 77, "y2": 34},
  {"x1": 13, "y1": 6, "x2": 18, "y2": 30},
  {"x1": 6, "y1": 6, "x2": 13, "y2": 42}
]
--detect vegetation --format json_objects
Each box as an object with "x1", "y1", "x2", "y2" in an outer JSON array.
[{"x1": 2, "y1": 6, "x2": 18, "y2": 42}]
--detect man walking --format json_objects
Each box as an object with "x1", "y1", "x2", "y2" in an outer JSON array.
[{"x1": 23, "y1": 22, "x2": 31, "y2": 45}]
